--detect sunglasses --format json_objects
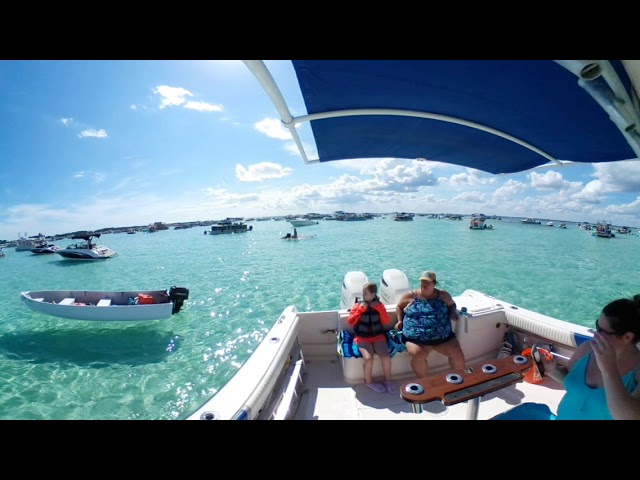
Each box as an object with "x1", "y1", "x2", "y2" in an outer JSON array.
[{"x1": 595, "y1": 318, "x2": 619, "y2": 336}]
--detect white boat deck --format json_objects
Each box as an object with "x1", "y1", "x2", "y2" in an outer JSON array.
[{"x1": 295, "y1": 356, "x2": 566, "y2": 420}]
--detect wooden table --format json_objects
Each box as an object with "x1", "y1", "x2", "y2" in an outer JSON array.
[{"x1": 400, "y1": 355, "x2": 532, "y2": 420}]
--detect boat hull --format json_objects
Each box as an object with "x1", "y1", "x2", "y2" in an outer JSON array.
[
  {"x1": 287, "y1": 220, "x2": 318, "y2": 227},
  {"x1": 20, "y1": 289, "x2": 182, "y2": 321},
  {"x1": 56, "y1": 248, "x2": 117, "y2": 260}
]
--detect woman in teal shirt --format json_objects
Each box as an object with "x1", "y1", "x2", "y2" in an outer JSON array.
[{"x1": 495, "y1": 295, "x2": 640, "y2": 420}]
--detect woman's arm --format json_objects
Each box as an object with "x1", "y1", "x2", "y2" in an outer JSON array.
[
  {"x1": 547, "y1": 341, "x2": 590, "y2": 383},
  {"x1": 592, "y1": 332, "x2": 640, "y2": 420},
  {"x1": 440, "y1": 290, "x2": 459, "y2": 321},
  {"x1": 395, "y1": 292, "x2": 411, "y2": 329}
]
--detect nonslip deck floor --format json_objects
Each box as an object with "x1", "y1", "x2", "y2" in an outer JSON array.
[{"x1": 294, "y1": 357, "x2": 566, "y2": 420}]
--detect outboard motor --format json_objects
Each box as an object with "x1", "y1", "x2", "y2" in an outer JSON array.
[
  {"x1": 340, "y1": 271, "x2": 369, "y2": 309},
  {"x1": 379, "y1": 269, "x2": 411, "y2": 306},
  {"x1": 168, "y1": 286, "x2": 190, "y2": 314}
]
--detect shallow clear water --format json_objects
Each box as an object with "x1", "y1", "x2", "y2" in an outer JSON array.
[{"x1": 0, "y1": 218, "x2": 637, "y2": 419}]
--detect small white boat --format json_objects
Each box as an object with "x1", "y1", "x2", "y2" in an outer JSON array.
[
  {"x1": 56, "y1": 233, "x2": 117, "y2": 260},
  {"x1": 20, "y1": 286, "x2": 189, "y2": 321},
  {"x1": 287, "y1": 219, "x2": 318, "y2": 227}
]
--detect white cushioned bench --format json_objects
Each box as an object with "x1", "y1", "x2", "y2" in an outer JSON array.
[
  {"x1": 58, "y1": 298, "x2": 75, "y2": 305},
  {"x1": 97, "y1": 299, "x2": 112, "y2": 307},
  {"x1": 338, "y1": 307, "x2": 417, "y2": 384}
]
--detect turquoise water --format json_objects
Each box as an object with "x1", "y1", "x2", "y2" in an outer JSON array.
[{"x1": 0, "y1": 218, "x2": 638, "y2": 420}]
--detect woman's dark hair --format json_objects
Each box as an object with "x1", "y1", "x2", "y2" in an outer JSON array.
[{"x1": 603, "y1": 294, "x2": 640, "y2": 339}]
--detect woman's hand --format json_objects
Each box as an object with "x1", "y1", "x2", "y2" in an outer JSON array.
[
  {"x1": 395, "y1": 321, "x2": 403, "y2": 331},
  {"x1": 591, "y1": 332, "x2": 619, "y2": 377}
]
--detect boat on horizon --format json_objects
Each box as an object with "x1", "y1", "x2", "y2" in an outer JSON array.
[
  {"x1": 287, "y1": 219, "x2": 318, "y2": 227},
  {"x1": 204, "y1": 219, "x2": 253, "y2": 235},
  {"x1": 31, "y1": 243, "x2": 61, "y2": 254},
  {"x1": 183, "y1": 60, "x2": 640, "y2": 421},
  {"x1": 593, "y1": 220, "x2": 616, "y2": 238},
  {"x1": 15, "y1": 233, "x2": 47, "y2": 251}
]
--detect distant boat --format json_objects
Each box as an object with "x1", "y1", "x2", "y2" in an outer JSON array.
[
  {"x1": 547, "y1": 221, "x2": 554, "y2": 226},
  {"x1": 469, "y1": 215, "x2": 493, "y2": 230},
  {"x1": 204, "y1": 219, "x2": 253, "y2": 235},
  {"x1": 592, "y1": 220, "x2": 615, "y2": 238},
  {"x1": 31, "y1": 244, "x2": 61, "y2": 254},
  {"x1": 521, "y1": 218, "x2": 542, "y2": 225},
  {"x1": 20, "y1": 286, "x2": 189, "y2": 322},
  {"x1": 15, "y1": 233, "x2": 47, "y2": 252},
  {"x1": 288, "y1": 219, "x2": 319, "y2": 227}
]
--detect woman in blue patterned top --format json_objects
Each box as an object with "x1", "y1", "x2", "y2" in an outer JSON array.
[{"x1": 395, "y1": 270, "x2": 465, "y2": 378}]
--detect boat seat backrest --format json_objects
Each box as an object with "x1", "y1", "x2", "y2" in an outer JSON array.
[{"x1": 58, "y1": 298, "x2": 75, "y2": 305}]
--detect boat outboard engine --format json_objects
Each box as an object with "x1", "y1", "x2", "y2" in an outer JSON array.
[
  {"x1": 168, "y1": 286, "x2": 190, "y2": 314},
  {"x1": 379, "y1": 269, "x2": 411, "y2": 306},
  {"x1": 340, "y1": 271, "x2": 369, "y2": 309}
]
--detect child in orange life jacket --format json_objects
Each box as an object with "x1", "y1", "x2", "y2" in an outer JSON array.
[{"x1": 347, "y1": 282, "x2": 395, "y2": 393}]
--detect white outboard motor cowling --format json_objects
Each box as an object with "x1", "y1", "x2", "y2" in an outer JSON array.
[
  {"x1": 379, "y1": 269, "x2": 411, "y2": 305},
  {"x1": 341, "y1": 271, "x2": 369, "y2": 309}
]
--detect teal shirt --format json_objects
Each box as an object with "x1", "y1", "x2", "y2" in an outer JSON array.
[{"x1": 555, "y1": 352, "x2": 639, "y2": 420}]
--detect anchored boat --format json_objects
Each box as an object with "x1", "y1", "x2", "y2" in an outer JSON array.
[
  {"x1": 20, "y1": 286, "x2": 189, "y2": 321},
  {"x1": 184, "y1": 60, "x2": 640, "y2": 420}
]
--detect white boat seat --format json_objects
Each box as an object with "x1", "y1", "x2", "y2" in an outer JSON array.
[
  {"x1": 58, "y1": 298, "x2": 75, "y2": 305},
  {"x1": 97, "y1": 299, "x2": 112, "y2": 307},
  {"x1": 33, "y1": 298, "x2": 45, "y2": 302}
]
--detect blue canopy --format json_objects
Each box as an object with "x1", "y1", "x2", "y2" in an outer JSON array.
[{"x1": 244, "y1": 60, "x2": 640, "y2": 175}]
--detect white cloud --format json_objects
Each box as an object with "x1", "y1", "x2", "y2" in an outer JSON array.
[
  {"x1": 254, "y1": 117, "x2": 292, "y2": 140},
  {"x1": 448, "y1": 168, "x2": 498, "y2": 186},
  {"x1": 184, "y1": 101, "x2": 223, "y2": 112},
  {"x1": 235, "y1": 162, "x2": 293, "y2": 182},
  {"x1": 153, "y1": 85, "x2": 193, "y2": 109},
  {"x1": 202, "y1": 187, "x2": 259, "y2": 202},
  {"x1": 452, "y1": 191, "x2": 486, "y2": 203},
  {"x1": 528, "y1": 170, "x2": 568, "y2": 190},
  {"x1": 603, "y1": 196, "x2": 640, "y2": 217},
  {"x1": 61, "y1": 118, "x2": 72, "y2": 126},
  {"x1": 78, "y1": 129, "x2": 108, "y2": 139},
  {"x1": 570, "y1": 180, "x2": 603, "y2": 204},
  {"x1": 592, "y1": 160, "x2": 640, "y2": 193}
]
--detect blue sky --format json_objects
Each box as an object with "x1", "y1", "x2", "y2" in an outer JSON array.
[{"x1": 1, "y1": 59, "x2": 639, "y2": 241}]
